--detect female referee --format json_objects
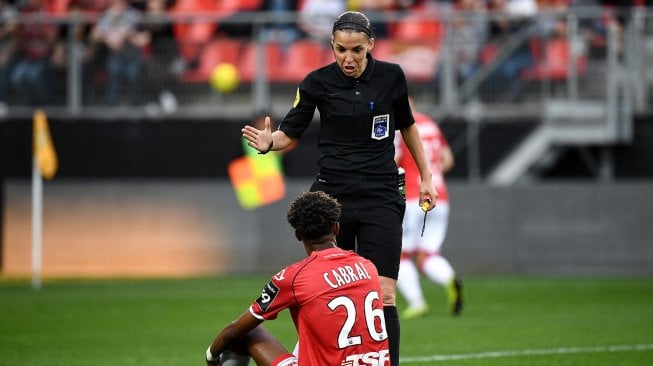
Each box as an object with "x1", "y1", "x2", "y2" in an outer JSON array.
[{"x1": 242, "y1": 11, "x2": 437, "y2": 366}]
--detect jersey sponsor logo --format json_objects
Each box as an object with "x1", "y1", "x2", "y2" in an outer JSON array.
[
  {"x1": 341, "y1": 350, "x2": 390, "y2": 366},
  {"x1": 274, "y1": 269, "x2": 286, "y2": 281},
  {"x1": 371, "y1": 114, "x2": 390, "y2": 140},
  {"x1": 256, "y1": 280, "x2": 280, "y2": 312}
]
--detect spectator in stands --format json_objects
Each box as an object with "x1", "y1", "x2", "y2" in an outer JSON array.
[
  {"x1": 506, "y1": 0, "x2": 538, "y2": 16},
  {"x1": 0, "y1": 0, "x2": 17, "y2": 113},
  {"x1": 141, "y1": 0, "x2": 182, "y2": 114},
  {"x1": 448, "y1": 0, "x2": 489, "y2": 83},
  {"x1": 535, "y1": 0, "x2": 569, "y2": 39},
  {"x1": 258, "y1": 0, "x2": 304, "y2": 49},
  {"x1": 51, "y1": 0, "x2": 99, "y2": 106},
  {"x1": 347, "y1": 0, "x2": 394, "y2": 38},
  {"x1": 298, "y1": 0, "x2": 346, "y2": 43},
  {"x1": 9, "y1": 0, "x2": 58, "y2": 106},
  {"x1": 571, "y1": 0, "x2": 619, "y2": 56},
  {"x1": 92, "y1": 0, "x2": 148, "y2": 107},
  {"x1": 483, "y1": 0, "x2": 536, "y2": 101}
]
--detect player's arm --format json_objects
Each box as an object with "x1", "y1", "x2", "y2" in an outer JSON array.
[
  {"x1": 393, "y1": 131, "x2": 404, "y2": 165},
  {"x1": 400, "y1": 123, "x2": 438, "y2": 210},
  {"x1": 206, "y1": 310, "x2": 263, "y2": 365},
  {"x1": 242, "y1": 116, "x2": 297, "y2": 154}
]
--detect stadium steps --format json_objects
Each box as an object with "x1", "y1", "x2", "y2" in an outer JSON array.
[{"x1": 487, "y1": 100, "x2": 631, "y2": 185}]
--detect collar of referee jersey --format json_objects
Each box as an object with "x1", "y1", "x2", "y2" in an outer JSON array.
[{"x1": 336, "y1": 53, "x2": 375, "y2": 83}]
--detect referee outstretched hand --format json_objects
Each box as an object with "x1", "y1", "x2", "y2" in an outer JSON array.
[{"x1": 242, "y1": 116, "x2": 274, "y2": 154}]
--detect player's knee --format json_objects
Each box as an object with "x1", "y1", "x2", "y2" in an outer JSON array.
[{"x1": 416, "y1": 252, "x2": 438, "y2": 271}]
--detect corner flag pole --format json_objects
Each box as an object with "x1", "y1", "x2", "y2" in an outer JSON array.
[
  {"x1": 32, "y1": 157, "x2": 43, "y2": 290},
  {"x1": 31, "y1": 109, "x2": 58, "y2": 291}
]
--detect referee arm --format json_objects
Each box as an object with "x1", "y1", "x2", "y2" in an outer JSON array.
[
  {"x1": 400, "y1": 123, "x2": 438, "y2": 210},
  {"x1": 242, "y1": 116, "x2": 297, "y2": 154}
]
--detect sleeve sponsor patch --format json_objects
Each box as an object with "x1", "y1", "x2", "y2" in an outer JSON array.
[{"x1": 256, "y1": 280, "x2": 280, "y2": 312}]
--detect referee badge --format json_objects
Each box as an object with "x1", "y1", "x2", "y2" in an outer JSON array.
[{"x1": 371, "y1": 114, "x2": 390, "y2": 140}]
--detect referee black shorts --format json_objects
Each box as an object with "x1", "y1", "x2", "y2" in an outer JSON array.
[{"x1": 310, "y1": 173, "x2": 406, "y2": 280}]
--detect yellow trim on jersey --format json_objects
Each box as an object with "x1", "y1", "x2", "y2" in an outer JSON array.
[{"x1": 293, "y1": 87, "x2": 300, "y2": 108}]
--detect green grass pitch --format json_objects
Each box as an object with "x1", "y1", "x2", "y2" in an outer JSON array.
[{"x1": 1, "y1": 275, "x2": 652, "y2": 365}]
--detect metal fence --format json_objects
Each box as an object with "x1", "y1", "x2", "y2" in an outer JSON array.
[{"x1": 2, "y1": 6, "x2": 651, "y2": 120}]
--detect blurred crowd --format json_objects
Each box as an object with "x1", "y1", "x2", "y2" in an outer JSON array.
[{"x1": 0, "y1": 0, "x2": 647, "y2": 114}]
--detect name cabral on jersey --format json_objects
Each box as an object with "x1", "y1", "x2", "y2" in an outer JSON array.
[
  {"x1": 323, "y1": 261, "x2": 372, "y2": 289},
  {"x1": 255, "y1": 261, "x2": 372, "y2": 311}
]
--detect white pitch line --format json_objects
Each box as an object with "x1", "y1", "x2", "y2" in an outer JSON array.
[{"x1": 400, "y1": 344, "x2": 653, "y2": 363}]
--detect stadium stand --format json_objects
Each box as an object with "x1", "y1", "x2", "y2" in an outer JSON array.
[
  {"x1": 276, "y1": 39, "x2": 331, "y2": 83},
  {"x1": 169, "y1": 0, "x2": 218, "y2": 62},
  {"x1": 180, "y1": 38, "x2": 242, "y2": 83},
  {"x1": 521, "y1": 38, "x2": 588, "y2": 81},
  {"x1": 238, "y1": 41, "x2": 283, "y2": 83}
]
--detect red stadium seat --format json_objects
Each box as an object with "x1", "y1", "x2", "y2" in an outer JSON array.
[
  {"x1": 169, "y1": 0, "x2": 219, "y2": 61},
  {"x1": 216, "y1": 0, "x2": 262, "y2": 12},
  {"x1": 386, "y1": 10, "x2": 443, "y2": 82},
  {"x1": 391, "y1": 15, "x2": 444, "y2": 47},
  {"x1": 47, "y1": 0, "x2": 70, "y2": 14},
  {"x1": 277, "y1": 40, "x2": 331, "y2": 83},
  {"x1": 171, "y1": 0, "x2": 217, "y2": 12},
  {"x1": 370, "y1": 39, "x2": 394, "y2": 62},
  {"x1": 238, "y1": 42, "x2": 283, "y2": 83},
  {"x1": 371, "y1": 39, "x2": 439, "y2": 83},
  {"x1": 522, "y1": 38, "x2": 588, "y2": 81},
  {"x1": 180, "y1": 38, "x2": 242, "y2": 83},
  {"x1": 479, "y1": 43, "x2": 499, "y2": 65}
]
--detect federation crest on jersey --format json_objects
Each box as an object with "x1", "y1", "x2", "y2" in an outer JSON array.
[{"x1": 371, "y1": 114, "x2": 390, "y2": 140}]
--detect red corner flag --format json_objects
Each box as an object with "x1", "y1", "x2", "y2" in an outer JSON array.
[{"x1": 228, "y1": 154, "x2": 285, "y2": 210}]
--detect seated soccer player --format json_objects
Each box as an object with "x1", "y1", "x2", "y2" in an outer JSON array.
[{"x1": 206, "y1": 191, "x2": 390, "y2": 366}]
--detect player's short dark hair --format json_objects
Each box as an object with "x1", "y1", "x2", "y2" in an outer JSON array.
[
  {"x1": 287, "y1": 191, "x2": 342, "y2": 240},
  {"x1": 332, "y1": 11, "x2": 374, "y2": 39}
]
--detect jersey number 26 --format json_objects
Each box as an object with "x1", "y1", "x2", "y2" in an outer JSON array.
[{"x1": 327, "y1": 291, "x2": 388, "y2": 349}]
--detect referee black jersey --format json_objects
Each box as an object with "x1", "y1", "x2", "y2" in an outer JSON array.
[{"x1": 278, "y1": 53, "x2": 415, "y2": 177}]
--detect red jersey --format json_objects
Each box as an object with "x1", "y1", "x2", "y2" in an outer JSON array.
[
  {"x1": 395, "y1": 111, "x2": 449, "y2": 203},
  {"x1": 250, "y1": 247, "x2": 390, "y2": 366}
]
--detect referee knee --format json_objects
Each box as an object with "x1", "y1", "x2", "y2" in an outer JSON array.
[{"x1": 379, "y1": 276, "x2": 397, "y2": 306}]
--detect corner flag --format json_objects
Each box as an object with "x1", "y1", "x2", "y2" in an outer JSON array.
[
  {"x1": 31, "y1": 109, "x2": 57, "y2": 290},
  {"x1": 228, "y1": 154, "x2": 285, "y2": 210},
  {"x1": 33, "y1": 109, "x2": 58, "y2": 180}
]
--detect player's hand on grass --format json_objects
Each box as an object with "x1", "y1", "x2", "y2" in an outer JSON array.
[
  {"x1": 242, "y1": 116, "x2": 273, "y2": 154},
  {"x1": 205, "y1": 346, "x2": 219, "y2": 366}
]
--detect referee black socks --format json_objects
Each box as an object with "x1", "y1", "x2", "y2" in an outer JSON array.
[{"x1": 384, "y1": 305, "x2": 400, "y2": 366}]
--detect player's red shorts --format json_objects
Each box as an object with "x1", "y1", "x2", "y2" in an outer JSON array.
[{"x1": 272, "y1": 353, "x2": 297, "y2": 366}]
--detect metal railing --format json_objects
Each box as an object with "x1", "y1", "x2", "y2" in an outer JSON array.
[{"x1": 1, "y1": 8, "x2": 650, "y2": 118}]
